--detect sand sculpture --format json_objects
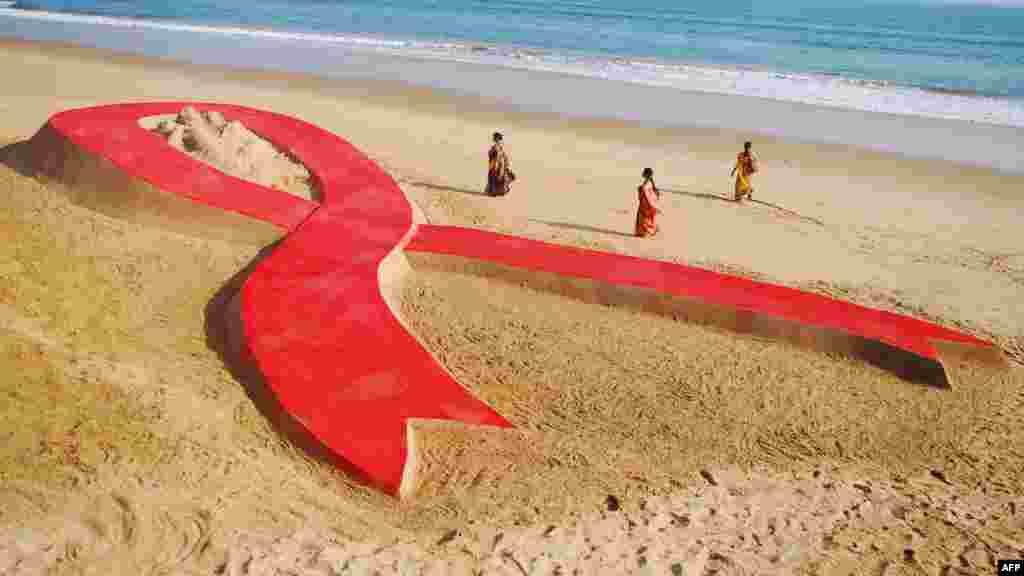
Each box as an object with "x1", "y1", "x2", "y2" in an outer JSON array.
[
  {"x1": 147, "y1": 106, "x2": 315, "y2": 201},
  {"x1": 17, "y1": 102, "x2": 1009, "y2": 498}
]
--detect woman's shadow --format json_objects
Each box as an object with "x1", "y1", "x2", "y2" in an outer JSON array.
[
  {"x1": 662, "y1": 187, "x2": 824, "y2": 226},
  {"x1": 399, "y1": 179, "x2": 489, "y2": 197},
  {"x1": 660, "y1": 188, "x2": 734, "y2": 204},
  {"x1": 203, "y1": 241, "x2": 374, "y2": 487},
  {"x1": 530, "y1": 219, "x2": 636, "y2": 238}
]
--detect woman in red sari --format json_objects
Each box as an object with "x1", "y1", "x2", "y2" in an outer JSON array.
[{"x1": 635, "y1": 167, "x2": 660, "y2": 238}]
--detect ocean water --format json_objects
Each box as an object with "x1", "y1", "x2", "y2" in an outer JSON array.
[{"x1": 1, "y1": 0, "x2": 1024, "y2": 129}]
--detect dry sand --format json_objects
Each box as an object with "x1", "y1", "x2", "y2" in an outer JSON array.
[
  {"x1": 0, "y1": 38, "x2": 1022, "y2": 574},
  {"x1": 143, "y1": 106, "x2": 316, "y2": 201}
]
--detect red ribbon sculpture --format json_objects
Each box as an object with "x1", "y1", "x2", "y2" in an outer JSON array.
[{"x1": 26, "y1": 103, "x2": 1005, "y2": 497}]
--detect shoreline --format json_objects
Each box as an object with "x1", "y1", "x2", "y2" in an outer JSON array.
[
  {"x1": 2, "y1": 4, "x2": 1023, "y2": 102},
  {"x1": 1, "y1": 24, "x2": 1023, "y2": 174}
]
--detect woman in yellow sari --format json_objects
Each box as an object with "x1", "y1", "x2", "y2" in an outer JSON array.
[
  {"x1": 635, "y1": 167, "x2": 660, "y2": 238},
  {"x1": 731, "y1": 141, "x2": 758, "y2": 201}
]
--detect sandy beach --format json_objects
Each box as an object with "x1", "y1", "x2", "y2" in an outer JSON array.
[{"x1": 0, "y1": 37, "x2": 1022, "y2": 574}]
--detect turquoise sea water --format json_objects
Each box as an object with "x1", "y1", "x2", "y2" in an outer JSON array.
[{"x1": 2, "y1": 0, "x2": 1024, "y2": 128}]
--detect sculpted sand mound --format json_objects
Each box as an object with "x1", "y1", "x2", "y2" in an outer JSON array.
[
  {"x1": 9, "y1": 115, "x2": 288, "y2": 247},
  {"x1": 148, "y1": 106, "x2": 316, "y2": 201}
]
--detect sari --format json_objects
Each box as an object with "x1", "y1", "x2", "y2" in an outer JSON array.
[
  {"x1": 635, "y1": 180, "x2": 660, "y2": 237},
  {"x1": 734, "y1": 152, "x2": 756, "y2": 200},
  {"x1": 486, "y1": 144, "x2": 512, "y2": 196}
]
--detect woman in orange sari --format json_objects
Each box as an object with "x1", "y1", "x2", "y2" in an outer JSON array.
[
  {"x1": 731, "y1": 141, "x2": 758, "y2": 201},
  {"x1": 635, "y1": 167, "x2": 660, "y2": 238}
]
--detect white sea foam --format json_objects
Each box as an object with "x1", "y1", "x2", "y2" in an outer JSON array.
[
  {"x1": 2, "y1": 4, "x2": 1023, "y2": 129},
  {"x1": 0, "y1": 5, "x2": 412, "y2": 47}
]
